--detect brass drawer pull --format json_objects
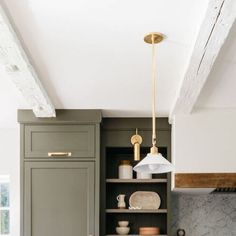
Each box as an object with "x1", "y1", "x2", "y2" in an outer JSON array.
[{"x1": 48, "y1": 152, "x2": 72, "y2": 157}]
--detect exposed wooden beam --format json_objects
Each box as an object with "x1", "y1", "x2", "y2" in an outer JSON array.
[
  {"x1": 0, "y1": 4, "x2": 56, "y2": 117},
  {"x1": 169, "y1": 0, "x2": 236, "y2": 122}
]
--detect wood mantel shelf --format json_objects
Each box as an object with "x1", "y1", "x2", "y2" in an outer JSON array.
[{"x1": 175, "y1": 173, "x2": 236, "y2": 188}]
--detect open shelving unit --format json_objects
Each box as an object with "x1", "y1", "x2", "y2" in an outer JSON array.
[
  {"x1": 104, "y1": 147, "x2": 168, "y2": 236},
  {"x1": 101, "y1": 118, "x2": 171, "y2": 236}
]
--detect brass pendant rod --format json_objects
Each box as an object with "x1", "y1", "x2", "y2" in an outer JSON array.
[
  {"x1": 144, "y1": 32, "x2": 163, "y2": 154},
  {"x1": 151, "y1": 34, "x2": 157, "y2": 149}
]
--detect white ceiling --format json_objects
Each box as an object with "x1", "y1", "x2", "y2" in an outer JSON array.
[
  {"x1": 0, "y1": 0, "x2": 209, "y2": 127},
  {"x1": 196, "y1": 21, "x2": 236, "y2": 109}
]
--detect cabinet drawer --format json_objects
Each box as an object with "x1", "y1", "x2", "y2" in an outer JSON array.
[{"x1": 25, "y1": 125, "x2": 95, "y2": 158}]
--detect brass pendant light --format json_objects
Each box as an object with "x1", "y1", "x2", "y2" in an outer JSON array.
[{"x1": 133, "y1": 33, "x2": 174, "y2": 174}]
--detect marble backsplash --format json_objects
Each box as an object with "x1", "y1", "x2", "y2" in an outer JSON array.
[{"x1": 171, "y1": 193, "x2": 236, "y2": 236}]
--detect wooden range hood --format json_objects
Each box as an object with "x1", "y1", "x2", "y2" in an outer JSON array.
[{"x1": 175, "y1": 173, "x2": 236, "y2": 193}]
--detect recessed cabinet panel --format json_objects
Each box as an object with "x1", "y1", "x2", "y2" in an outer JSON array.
[
  {"x1": 24, "y1": 162, "x2": 95, "y2": 236},
  {"x1": 25, "y1": 125, "x2": 95, "y2": 158}
]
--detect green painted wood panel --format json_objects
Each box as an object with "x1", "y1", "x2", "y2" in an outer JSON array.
[
  {"x1": 25, "y1": 125, "x2": 95, "y2": 158},
  {"x1": 24, "y1": 162, "x2": 95, "y2": 236}
]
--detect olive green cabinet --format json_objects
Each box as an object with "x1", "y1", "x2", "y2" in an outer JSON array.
[
  {"x1": 24, "y1": 162, "x2": 95, "y2": 236},
  {"x1": 19, "y1": 110, "x2": 101, "y2": 236}
]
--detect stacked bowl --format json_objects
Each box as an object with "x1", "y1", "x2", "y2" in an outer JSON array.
[{"x1": 116, "y1": 221, "x2": 130, "y2": 235}]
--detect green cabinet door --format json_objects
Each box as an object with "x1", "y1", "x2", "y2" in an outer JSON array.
[
  {"x1": 24, "y1": 125, "x2": 95, "y2": 159},
  {"x1": 24, "y1": 162, "x2": 95, "y2": 236}
]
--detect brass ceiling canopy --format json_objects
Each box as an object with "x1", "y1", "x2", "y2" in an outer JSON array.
[{"x1": 144, "y1": 32, "x2": 164, "y2": 44}]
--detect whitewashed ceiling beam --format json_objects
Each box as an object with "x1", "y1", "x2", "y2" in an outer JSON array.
[
  {"x1": 0, "y1": 4, "x2": 56, "y2": 117},
  {"x1": 169, "y1": 0, "x2": 236, "y2": 122}
]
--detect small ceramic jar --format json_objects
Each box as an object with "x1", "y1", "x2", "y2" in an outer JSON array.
[
  {"x1": 137, "y1": 172, "x2": 152, "y2": 179},
  {"x1": 119, "y1": 160, "x2": 133, "y2": 179}
]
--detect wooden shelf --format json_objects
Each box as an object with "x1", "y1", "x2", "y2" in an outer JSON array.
[
  {"x1": 106, "y1": 179, "x2": 167, "y2": 183},
  {"x1": 106, "y1": 235, "x2": 167, "y2": 236},
  {"x1": 106, "y1": 209, "x2": 167, "y2": 213}
]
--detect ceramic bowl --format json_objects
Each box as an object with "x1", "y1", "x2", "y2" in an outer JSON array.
[
  {"x1": 139, "y1": 227, "x2": 160, "y2": 235},
  {"x1": 116, "y1": 226, "x2": 130, "y2": 235},
  {"x1": 118, "y1": 221, "x2": 129, "y2": 227}
]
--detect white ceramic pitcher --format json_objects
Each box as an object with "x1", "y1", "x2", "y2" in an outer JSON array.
[{"x1": 117, "y1": 194, "x2": 126, "y2": 209}]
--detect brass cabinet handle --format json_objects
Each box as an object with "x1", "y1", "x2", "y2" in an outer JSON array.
[{"x1": 48, "y1": 152, "x2": 72, "y2": 157}]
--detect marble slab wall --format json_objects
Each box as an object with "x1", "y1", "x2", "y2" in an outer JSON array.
[{"x1": 171, "y1": 193, "x2": 236, "y2": 236}]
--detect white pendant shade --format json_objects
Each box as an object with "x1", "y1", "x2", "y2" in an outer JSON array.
[{"x1": 133, "y1": 153, "x2": 174, "y2": 174}]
